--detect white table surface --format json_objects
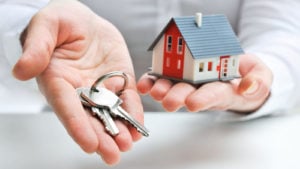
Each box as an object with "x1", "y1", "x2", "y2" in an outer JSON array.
[{"x1": 0, "y1": 111, "x2": 300, "y2": 169}]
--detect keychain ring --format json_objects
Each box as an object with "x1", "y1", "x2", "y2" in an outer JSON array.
[{"x1": 90, "y1": 71, "x2": 128, "y2": 96}]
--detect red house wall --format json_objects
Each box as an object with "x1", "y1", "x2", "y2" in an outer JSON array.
[{"x1": 163, "y1": 21, "x2": 185, "y2": 79}]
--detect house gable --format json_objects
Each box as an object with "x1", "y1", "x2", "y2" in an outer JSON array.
[{"x1": 161, "y1": 20, "x2": 186, "y2": 79}]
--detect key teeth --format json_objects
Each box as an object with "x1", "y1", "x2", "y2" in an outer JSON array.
[
  {"x1": 116, "y1": 116, "x2": 149, "y2": 137},
  {"x1": 97, "y1": 113, "x2": 119, "y2": 136},
  {"x1": 105, "y1": 127, "x2": 119, "y2": 136}
]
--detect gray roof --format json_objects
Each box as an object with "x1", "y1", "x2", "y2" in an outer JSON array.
[{"x1": 148, "y1": 14, "x2": 244, "y2": 59}]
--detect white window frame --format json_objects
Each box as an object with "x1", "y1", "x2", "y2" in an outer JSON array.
[
  {"x1": 177, "y1": 37, "x2": 183, "y2": 54},
  {"x1": 166, "y1": 35, "x2": 172, "y2": 52}
]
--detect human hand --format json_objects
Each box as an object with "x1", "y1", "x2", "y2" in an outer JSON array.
[
  {"x1": 137, "y1": 54, "x2": 272, "y2": 113},
  {"x1": 12, "y1": 0, "x2": 143, "y2": 165}
]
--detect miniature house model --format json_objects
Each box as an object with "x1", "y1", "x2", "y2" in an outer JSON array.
[{"x1": 148, "y1": 13, "x2": 244, "y2": 84}]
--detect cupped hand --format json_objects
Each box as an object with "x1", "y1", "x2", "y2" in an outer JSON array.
[
  {"x1": 137, "y1": 54, "x2": 273, "y2": 114},
  {"x1": 13, "y1": 0, "x2": 143, "y2": 165}
]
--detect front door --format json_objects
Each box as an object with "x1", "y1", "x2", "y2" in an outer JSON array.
[
  {"x1": 219, "y1": 56, "x2": 230, "y2": 80},
  {"x1": 163, "y1": 21, "x2": 185, "y2": 79}
]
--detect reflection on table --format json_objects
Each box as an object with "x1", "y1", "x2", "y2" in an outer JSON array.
[{"x1": 0, "y1": 111, "x2": 300, "y2": 169}]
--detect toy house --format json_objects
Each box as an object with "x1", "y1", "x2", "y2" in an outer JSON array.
[{"x1": 148, "y1": 13, "x2": 244, "y2": 84}]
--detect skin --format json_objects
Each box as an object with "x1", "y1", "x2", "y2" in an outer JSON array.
[
  {"x1": 12, "y1": 0, "x2": 273, "y2": 166},
  {"x1": 13, "y1": 0, "x2": 143, "y2": 165}
]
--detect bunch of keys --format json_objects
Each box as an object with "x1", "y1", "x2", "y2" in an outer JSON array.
[{"x1": 76, "y1": 71, "x2": 149, "y2": 137}]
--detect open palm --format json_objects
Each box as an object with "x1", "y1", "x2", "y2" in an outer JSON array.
[{"x1": 13, "y1": 0, "x2": 143, "y2": 165}]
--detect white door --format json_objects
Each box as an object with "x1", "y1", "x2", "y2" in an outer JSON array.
[{"x1": 219, "y1": 56, "x2": 231, "y2": 80}]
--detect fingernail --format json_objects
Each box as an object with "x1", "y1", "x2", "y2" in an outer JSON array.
[{"x1": 244, "y1": 80, "x2": 259, "y2": 95}]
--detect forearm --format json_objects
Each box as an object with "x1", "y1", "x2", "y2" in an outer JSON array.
[
  {"x1": 0, "y1": 1, "x2": 49, "y2": 66},
  {"x1": 0, "y1": 0, "x2": 49, "y2": 32},
  {"x1": 0, "y1": 1, "x2": 50, "y2": 113},
  {"x1": 237, "y1": 0, "x2": 300, "y2": 118}
]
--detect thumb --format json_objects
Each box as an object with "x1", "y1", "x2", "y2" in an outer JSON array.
[
  {"x1": 13, "y1": 13, "x2": 57, "y2": 81},
  {"x1": 237, "y1": 54, "x2": 272, "y2": 100}
]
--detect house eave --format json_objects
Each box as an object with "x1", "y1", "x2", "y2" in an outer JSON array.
[
  {"x1": 148, "y1": 71, "x2": 240, "y2": 85},
  {"x1": 148, "y1": 18, "x2": 175, "y2": 51}
]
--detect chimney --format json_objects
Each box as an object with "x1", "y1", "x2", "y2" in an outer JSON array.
[{"x1": 195, "y1": 13, "x2": 202, "y2": 27}]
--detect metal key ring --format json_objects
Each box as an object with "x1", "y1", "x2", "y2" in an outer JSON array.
[{"x1": 90, "y1": 71, "x2": 128, "y2": 96}]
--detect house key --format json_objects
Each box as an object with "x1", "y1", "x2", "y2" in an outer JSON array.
[
  {"x1": 87, "y1": 87, "x2": 149, "y2": 137},
  {"x1": 90, "y1": 71, "x2": 149, "y2": 137},
  {"x1": 76, "y1": 71, "x2": 149, "y2": 137}
]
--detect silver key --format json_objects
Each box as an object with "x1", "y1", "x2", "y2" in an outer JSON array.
[
  {"x1": 90, "y1": 87, "x2": 149, "y2": 137},
  {"x1": 113, "y1": 105, "x2": 149, "y2": 137},
  {"x1": 91, "y1": 107, "x2": 119, "y2": 136},
  {"x1": 76, "y1": 87, "x2": 119, "y2": 136}
]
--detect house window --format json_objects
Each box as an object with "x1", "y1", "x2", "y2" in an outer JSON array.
[
  {"x1": 177, "y1": 37, "x2": 183, "y2": 54},
  {"x1": 199, "y1": 62, "x2": 204, "y2": 72},
  {"x1": 208, "y1": 62, "x2": 213, "y2": 71},
  {"x1": 166, "y1": 35, "x2": 172, "y2": 52},
  {"x1": 166, "y1": 57, "x2": 170, "y2": 67},
  {"x1": 232, "y1": 59, "x2": 236, "y2": 67},
  {"x1": 177, "y1": 60, "x2": 181, "y2": 69}
]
